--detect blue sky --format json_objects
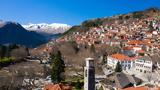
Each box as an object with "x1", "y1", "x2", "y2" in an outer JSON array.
[{"x1": 0, "y1": 0, "x2": 160, "y2": 25}]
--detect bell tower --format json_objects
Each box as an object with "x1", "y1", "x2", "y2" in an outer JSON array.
[{"x1": 84, "y1": 58, "x2": 95, "y2": 90}]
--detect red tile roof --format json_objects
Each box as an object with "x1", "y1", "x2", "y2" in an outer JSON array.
[
  {"x1": 136, "y1": 50, "x2": 145, "y2": 53},
  {"x1": 44, "y1": 84, "x2": 72, "y2": 90},
  {"x1": 127, "y1": 40, "x2": 152, "y2": 46},
  {"x1": 122, "y1": 86, "x2": 148, "y2": 90},
  {"x1": 123, "y1": 46, "x2": 133, "y2": 50},
  {"x1": 111, "y1": 54, "x2": 129, "y2": 61},
  {"x1": 127, "y1": 40, "x2": 143, "y2": 45},
  {"x1": 111, "y1": 54, "x2": 139, "y2": 61},
  {"x1": 44, "y1": 84, "x2": 60, "y2": 90},
  {"x1": 122, "y1": 86, "x2": 160, "y2": 90}
]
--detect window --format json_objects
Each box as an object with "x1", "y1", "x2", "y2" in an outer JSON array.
[
  {"x1": 140, "y1": 69, "x2": 142, "y2": 72},
  {"x1": 128, "y1": 65, "x2": 131, "y2": 69},
  {"x1": 122, "y1": 65, "x2": 124, "y2": 67},
  {"x1": 85, "y1": 70, "x2": 87, "y2": 77}
]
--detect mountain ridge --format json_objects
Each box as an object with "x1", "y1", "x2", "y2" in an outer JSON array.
[{"x1": 0, "y1": 21, "x2": 47, "y2": 48}]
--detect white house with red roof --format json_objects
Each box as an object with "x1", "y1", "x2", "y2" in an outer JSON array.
[{"x1": 107, "y1": 54, "x2": 138, "y2": 70}]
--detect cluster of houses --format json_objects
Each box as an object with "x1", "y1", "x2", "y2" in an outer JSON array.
[
  {"x1": 56, "y1": 14, "x2": 160, "y2": 70},
  {"x1": 39, "y1": 12, "x2": 160, "y2": 90},
  {"x1": 57, "y1": 16, "x2": 160, "y2": 47}
]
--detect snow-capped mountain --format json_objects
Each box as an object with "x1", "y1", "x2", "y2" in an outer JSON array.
[{"x1": 23, "y1": 23, "x2": 71, "y2": 35}]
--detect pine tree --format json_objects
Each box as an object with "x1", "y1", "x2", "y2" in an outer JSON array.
[
  {"x1": 99, "y1": 86, "x2": 104, "y2": 90},
  {"x1": 51, "y1": 51, "x2": 65, "y2": 83},
  {"x1": 115, "y1": 61, "x2": 122, "y2": 72},
  {"x1": 0, "y1": 45, "x2": 7, "y2": 58},
  {"x1": 90, "y1": 44, "x2": 95, "y2": 53},
  {"x1": 75, "y1": 79, "x2": 81, "y2": 90},
  {"x1": 102, "y1": 54, "x2": 107, "y2": 64}
]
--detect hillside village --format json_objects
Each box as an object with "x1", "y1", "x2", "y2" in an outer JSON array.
[
  {"x1": 32, "y1": 8, "x2": 160, "y2": 90},
  {"x1": 1, "y1": 0, "x2": 160, "y2": 90}
]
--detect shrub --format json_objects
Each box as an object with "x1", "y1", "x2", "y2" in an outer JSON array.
[{"x1": 0, "y1": 57, "x2": 15, "y2": 67}]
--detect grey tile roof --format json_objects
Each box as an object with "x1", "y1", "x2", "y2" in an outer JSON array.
[
  {"x1": 101, "y1": 72, "x2": 141, "y2": 89},
  {"x1": 115, "y1": 73, "x2": 132, "y2": 88},
  {"x1": 115, "y1": 72, "x2": 141, "y2": 89}
]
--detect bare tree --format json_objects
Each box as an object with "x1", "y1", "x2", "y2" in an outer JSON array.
[
  {"x1": 10, "y1": 47, "x2": 28, "y2": 60},
  {"x1": 6, "y1": 61, "x2": 44, "y2": 89}
]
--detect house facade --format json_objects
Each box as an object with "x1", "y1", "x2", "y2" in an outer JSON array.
[
  {"x1": 134, "y1": 56, "x2": 153, "y2": 73},
  {"x1": 107, "y1": 54, "x2": 135, "y2": 70}
]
